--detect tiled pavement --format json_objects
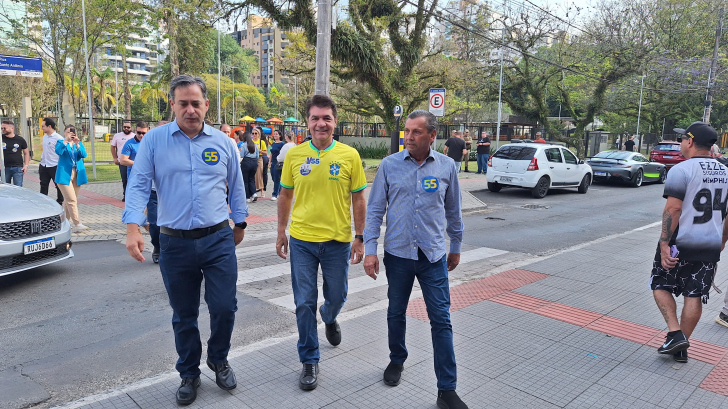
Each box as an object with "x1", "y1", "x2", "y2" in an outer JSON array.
[{"x1": 54, "y1": 220, "x2": 728, "y2": 408}]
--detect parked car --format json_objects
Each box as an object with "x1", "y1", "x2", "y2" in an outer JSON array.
[
  {"x1": 486, "y1": 143, "x2": 593, "y2": 198},
  {"x1": 587, "y1": 150, "x2": 666, "y2": 187},
  {"x1": 0, "y1": 184, "x2": 74, "y2": 277},
  {"x1": 649, "y1": 141, "x2": 685, "y2": 169}
]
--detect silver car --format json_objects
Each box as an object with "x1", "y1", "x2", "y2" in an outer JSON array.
[{"x1": 0, "y1": 184, "x2": 73, "y2": 277}]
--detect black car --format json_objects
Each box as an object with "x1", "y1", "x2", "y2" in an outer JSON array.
[{"x1": 587, "y1": 150, "x2": 666, "y2": 187}]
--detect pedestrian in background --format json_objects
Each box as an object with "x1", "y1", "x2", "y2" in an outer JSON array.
[
  {"x1": 1, "y1": 120, "x2": 29, "y2": 186},
  {"x1": 55, "y1": 124, "x2": 88, "y2": 233},
  {"x1": 276, "y1": 94, "x2": 367, "y2": 391},
  {"x1": 110, "y1": 121, "x2": 135, "y2": 201},
  {"x1": 476, "y1": 131, "x2": 491, "y2": 175},
  {"x1": 269, "y1": 129, "x2": 285, "y2": 201},
  {"x1": 363, "y1": 110, "x2": 468, "y2": 409},
  {"x1": 277, "y1": 131, "x2": 296, "y2": 165},
  {"x1": 443, "y1": 130, "x2": 466, "y2": 173},
  {"x1": 39, "y1": 118, "x2": 64, "y2": 205},
  {"x1": 534, "y1": 131, "x2": 546, "y2": 143},
  {"x1": 237, "y1": 130, "x2": 259, "y2": 203},
  {"x1": 651, "y1": 121, "x2": 726, "y2": 364},
  {"x1": 462, "y1": 129, "x2": 472, "y2": 172},
  {"x1": 123, "y1": 75, "x2": 248, "y2": 406},
  {"x1": 625, "y1": 135, "x2": 636, "y2": 152},
  {"x1": 252, "y1": 126, "x2": 268, "y2": 198},
  {"x1": 119, "y1": 121, "x2": 160, "y2": 263}
]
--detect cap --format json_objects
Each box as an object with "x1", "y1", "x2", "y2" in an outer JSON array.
[{"x1": 673, "y1": 121, "x2": 718, "y2": 146}]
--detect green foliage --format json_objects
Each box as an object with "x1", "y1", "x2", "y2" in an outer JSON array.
[{"x1": 350, "y1": 141, "x2": 389, "y2": 159}]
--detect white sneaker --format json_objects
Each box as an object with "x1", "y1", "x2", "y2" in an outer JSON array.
[
  {"x1": 271, "y1": 196, "x2": 278, "y2": 201},
  {"x1": 246, "y1": 198, "x2": 252, "y2": 203},
  {"x1": 73, "y1": 224, "x2": 89, "y2": 233}
]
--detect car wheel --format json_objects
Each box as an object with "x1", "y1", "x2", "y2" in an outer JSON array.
[
  {"x1": 531, "y1": 176, "x2": 550, "y2": 198},
  {"x1": 577, "y1": 174, "x2": 591, "y2": 194},
  {"x1": 657, "y1": 169, "x2": 666, "y2": 184},
  {"x1": 631, "y1": 169, "x2": 643, "y2": 187},
  {"x1": 487, "y1": 182, "x2": 502, "y2": 192}
]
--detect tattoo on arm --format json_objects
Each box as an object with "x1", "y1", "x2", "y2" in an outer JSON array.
[{"x1": 660, "y1": 210, "x2": 674, "y2": 243}]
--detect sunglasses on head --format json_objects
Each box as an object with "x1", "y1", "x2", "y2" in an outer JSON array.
[{"x1": 137, "y1": 131, "x2": 146, "y2": 135}]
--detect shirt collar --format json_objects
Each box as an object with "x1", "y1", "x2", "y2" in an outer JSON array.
[
  {"x1": 308, "y1": 139, "x2": 336, "y2": 153},
  {"x1": 402, "y1": 148, "x2": 435, "y2": 162},
  {"x1": 169, "y1": 120, "x2": 214, "y2": 139}
]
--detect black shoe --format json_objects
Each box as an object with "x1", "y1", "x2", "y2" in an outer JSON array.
[
  {"x1": 206, "y1": 358, "x2": 237, "y2": 390},
  {"x1": 437, "y1": 390, "x2": 468, "y2": 409},
  {"x1": 716, "y1": 312, "x2": 728, "y2": 328},
  {"x1": 657, "y1": 330, "x2": 689, "y2": 354},
  {"x1": 152, "y1": 247, "x2": 160, "y2": 264},
  {"x1": 122, "y1": 196, "x2": 125, "y2": 202},
  {"x1": 383, "y1": 362, "x2": 403, "y2": 386},
  {"x1": 176, "y1": 377, "x2": 201, "y2": 406},
  {"x1": 320, "y1": 305, "x2": 341, "y2": 346},
  {"x1": 674, "y1": 350, "x2": 688, "y2": 363},
  {"x1": 299, "y1": 363, "x2": 319, "y2": 391}
]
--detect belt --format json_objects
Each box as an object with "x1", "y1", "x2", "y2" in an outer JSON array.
[{"x1": 160, "y1": 220, "x2": 229, "y2": 239}]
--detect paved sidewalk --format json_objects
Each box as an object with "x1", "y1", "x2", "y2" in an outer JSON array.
[
  {"x1": 55, "y1": 222, "x2": 728, "y2": 409},
  {"x1": 20, "y1": 164, "x2": 488, "y2": 246}
]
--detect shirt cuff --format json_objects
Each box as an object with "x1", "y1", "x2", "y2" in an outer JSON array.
[
  {"x1": 449, "y1": 240, "x2": 462, "y2": 255},
  {"x1": 229, "y1": 206, "x2": 249, "y2": 224},
  {"x1": 364, "y1": 241, "x2": 378, "y2": 256},
  {"x1": 121, "y1": 210, "x2": 148, "y2": 227}
]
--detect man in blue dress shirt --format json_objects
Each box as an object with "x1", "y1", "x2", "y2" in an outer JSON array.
[
  {"x1": 363, "y1": 110, "x2": 468, "y2": 409},
  {"x1": 122, "y1": 75, "x2": 248, "y2": 406}
]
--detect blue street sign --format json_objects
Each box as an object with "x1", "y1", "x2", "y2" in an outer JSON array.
[{"x1": 0, "y1": 54, "x2": 43, "y2": 78}]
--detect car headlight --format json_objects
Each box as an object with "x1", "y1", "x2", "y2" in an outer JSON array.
[{"x1": 59, "y1": 212, "x2": 66, "y2": 223}]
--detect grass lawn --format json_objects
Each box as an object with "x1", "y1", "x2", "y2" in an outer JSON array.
[{"x1": 85, "y1": 164, "x2": 122, "y2": 182}]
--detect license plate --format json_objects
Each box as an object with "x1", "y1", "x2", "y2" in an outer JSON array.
[
  {"x1": 663, "y1": 155, "x2": 673, "y2": 159},
  {"x1": 595, "y1": 171, "x2": 607, "y2": 176},
  {"x1": 499, "y1": 176, "x2": 513, "y2": 182},
  {"x1": 23, "y1": 237, "x2": 56, "y2": 255}
]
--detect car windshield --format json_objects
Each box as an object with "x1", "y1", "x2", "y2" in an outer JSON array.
[
  {"x1": 653, "y1": 144, "x2": 681, "y2": 152},
  {"x1": 493, "y1": 146, "x2": 537, "y2": 160},
  {"x1": 593, "y1": 151, "x2": 632, "y2": 160}
]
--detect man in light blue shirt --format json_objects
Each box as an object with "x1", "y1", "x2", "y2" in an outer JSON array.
[
  {"x1": 363, "y1": 110, "x2": 468, "y2": 409},
  {"x1": 122, "y1": 75, "x2": 248, "y2": 406}
]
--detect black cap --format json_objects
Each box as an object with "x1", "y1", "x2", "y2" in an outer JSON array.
[{"x1": 673, "y1": 121, "x2": 718, "y2": 146}]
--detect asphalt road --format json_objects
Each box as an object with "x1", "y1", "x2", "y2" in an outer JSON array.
[
  {"x1": 466, "y1": 178, "x2": 666, "y2": 255},
  {"x1": 0, "y1": 179, "x2": 668, "y2": 409},
  {"x1": 0, "y1": 241, "x2": 296, "y2": 409}
]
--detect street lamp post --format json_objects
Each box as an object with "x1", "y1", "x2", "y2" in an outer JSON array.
[
  {"x1": 495, "y1": 26, "x2": 506, "y2": 150},
  {"x1": 81, "y1": 0, "x2": 96, "y2": 178},
  {"x1": 636, "y1": 74, "x2": 645, "y2": 152}
]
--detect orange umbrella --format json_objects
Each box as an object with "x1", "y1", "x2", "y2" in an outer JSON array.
[{"x1": 267, "y1": 117, "x2": 284, "y2": 124}]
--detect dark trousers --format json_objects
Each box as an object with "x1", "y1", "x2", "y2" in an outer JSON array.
[
  {"x1": 39, "y1": 164, "x2": 64, "y2": 204},
  {"x1": 158, "y1": 227, "x2": 238, "y2": 379},
  {"x1": 240, "y1": 157, "x2": 258, "y2": 199},
  {"x1": 119, "y1": 165, "x2": 128, "y2": 197},
  {"x1": 262, "y1": 155, "x2": 269, "y2": 191},
  {"x1": 147, "y1": 190, "x2": 159, "y2": 250},
  {"x1": 384, "y1": 249, "x2": 457, "y2": 391},
  {"x1": 271, "y1": 162, "x2": 282, "y2": 197}
]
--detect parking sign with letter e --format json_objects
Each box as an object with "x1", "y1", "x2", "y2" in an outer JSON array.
[{"x1": 429, "y1": 88, "x2": 445, "y2": 117}]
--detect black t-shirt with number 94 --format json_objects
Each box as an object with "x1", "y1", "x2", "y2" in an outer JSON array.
[{"x1": 663, "y1": 156, "x2": 728, "y2": 262}]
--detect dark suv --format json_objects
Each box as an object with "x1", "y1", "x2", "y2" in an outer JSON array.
[{"x1": 649, "y1": 141, "x2": 684, "y2": 169}]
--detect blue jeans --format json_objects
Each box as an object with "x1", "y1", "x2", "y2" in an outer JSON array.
[
  {"x1": 4, "y1": 166, "x2": 23, "y2": 186},
  {"x1": 289, "y1": 236, "x2": 350, "y2": 363},
  {"x1": 271, "y1": 163, "x2": 282, "y2": 197},
  {"x1": 158, "y1": 226, "x2": 238, "y2": 378},
  {"x1": 384, "y1": 249, "x2": 457, "y2": 391},
  {"x1": 147, "y1": 190, "x2": 159, "y2": 250},
  {"x1": 477, "y1": 154, "x2": 489, "y2": 174}
]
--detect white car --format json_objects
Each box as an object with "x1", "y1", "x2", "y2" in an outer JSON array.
[
  {"x1": 486, "y1": 143, "x2": 593, "y2": 198},
  {"x1": 0, "y1": 184, "x2": 74, "y2": 277}
]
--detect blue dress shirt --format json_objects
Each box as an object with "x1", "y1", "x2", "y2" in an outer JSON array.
[
  {"x1": 364, "y1": 149, "x2": 463, "y2": 263},
  {"x1": 122, "y1": 121, "x2": 248, "y2": 229}
]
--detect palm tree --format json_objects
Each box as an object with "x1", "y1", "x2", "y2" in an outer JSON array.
[
  {"x1": 221, "y1": 90, "x2": 245, "y2": 124},
  {"x1": 65, "y1": 75, "x2": 87, "y2": 114},
  {"x1": 92, "y1": 67, "x2": 117, "y2": 118},
  {"x1": 133, "y1": 80, "x2": 168, "y2": 120}
]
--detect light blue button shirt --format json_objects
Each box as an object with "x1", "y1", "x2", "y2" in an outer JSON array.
[
  {"x1": 121, "y1": 121, "x2": 248, "y2": 229},
  {"x1": 364, "y1": 149, "x2": 463, "y2": 263}
]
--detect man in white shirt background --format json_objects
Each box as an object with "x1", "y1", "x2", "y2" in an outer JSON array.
[
  {"x1": 39, "y1": 118, "x2": 64, "y2": 205},
  {"x1": 110, "y1": 121, "x2": 135, "y2": 201}
]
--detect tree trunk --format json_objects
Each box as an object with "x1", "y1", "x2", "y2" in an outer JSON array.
[{"x1": 122, "y1": 51, "x2": 131, "y2": 119}]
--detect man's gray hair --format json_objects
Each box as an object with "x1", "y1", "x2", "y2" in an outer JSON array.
[
  {"x1": 407, "y1": 110, "x2": 437, "y2": 133},
  {"x1": 169, "y1": 75, "x2": 207, "y2": 101}
]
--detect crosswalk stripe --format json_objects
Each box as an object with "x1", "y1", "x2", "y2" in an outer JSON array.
[{"x1": 266, "y1": 247, "x2": 508, "y2": 310}]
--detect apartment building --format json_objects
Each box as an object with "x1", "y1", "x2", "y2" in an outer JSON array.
[
  {"x1": 99, "y1": 34, "x2": 163, "y2": 83},
  {"x1": 230, "y1": 15, "x2": 290, "y2": 91}
]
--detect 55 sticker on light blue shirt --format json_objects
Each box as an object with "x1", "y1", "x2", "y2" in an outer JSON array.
[
  {"x1": 422, "y1": 177, "x2": 439, "y2": 192},
  {"x1": 202, "y1": 148, "x2": 220, "y2": 165}
]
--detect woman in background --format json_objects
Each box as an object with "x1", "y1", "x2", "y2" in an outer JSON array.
[
  {"x1": 237, "y1": 130, "x2": 260, "y2": 202},
  {"x1": 269, "y1": 129, "x2": 286, "y2": 201},
  {"x1": 252, "y1": 127, "x2": 268, "y2": 197},
  {"x1": 55, "y1": 124, "x2": 89, "y2": 233}
]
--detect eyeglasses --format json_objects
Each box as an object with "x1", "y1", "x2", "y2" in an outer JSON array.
[
  {"x1": 123, "y1": 126, "x2": 131, "y2": 129},
  {"x1": 676, "y1": 137, "x2": 682, "y2": 142},
  {"x1": 136, "y1": 131, "x2": 146, "y2": 135}
]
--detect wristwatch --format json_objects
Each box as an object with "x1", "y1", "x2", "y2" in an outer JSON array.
[
  {"x1": 354, "y1": 234, "x2": 364, "y2": 242},
  {"x1": 234, "y1": 222, "x2": 248, "y2": 230}
]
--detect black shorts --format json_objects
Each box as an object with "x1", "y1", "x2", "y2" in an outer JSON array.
[{"x1": 650, "y1": 247, "x2": 716, "y2": 303}]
